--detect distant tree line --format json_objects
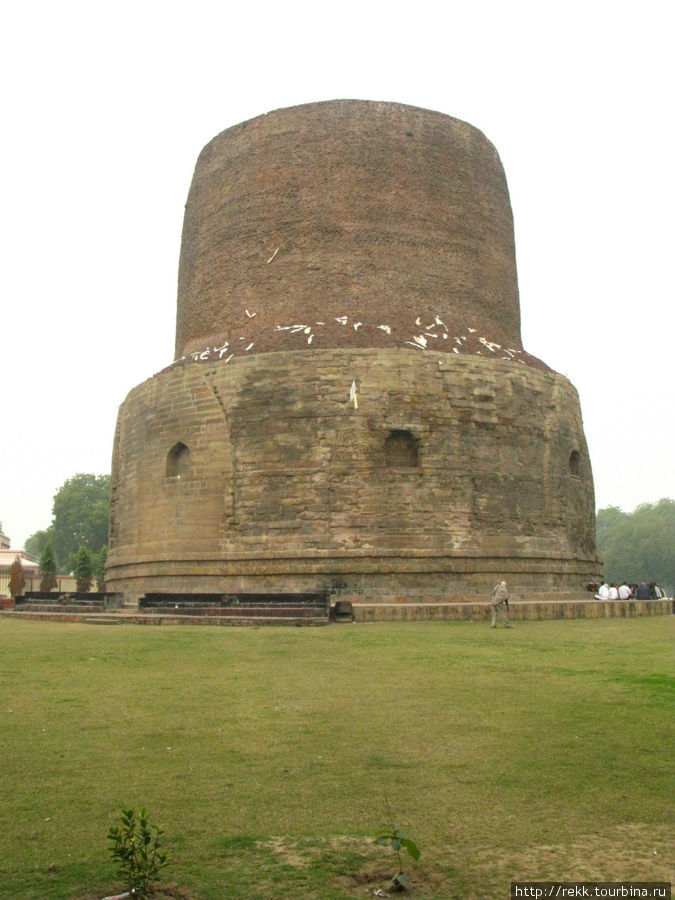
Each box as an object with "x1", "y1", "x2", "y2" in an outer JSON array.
[{"x1": 596, "y1": 498, "x2": 674, "y2": 592}]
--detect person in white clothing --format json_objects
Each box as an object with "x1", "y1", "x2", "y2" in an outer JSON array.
[
  {"x1": 490, "y1": 580, "x2": 511, "y2": 628},
  {"x1": 618, "y1": 583, "x2": 632, "y2": 600},
  {"x1": 595, "y1": 583, "x2": 610, "y2": 600},
  {"x1": 608, "y1": 584, "x2": 619, "y2": 600}
]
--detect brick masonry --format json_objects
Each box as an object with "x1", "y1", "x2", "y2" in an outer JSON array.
[
  {"x1": 107, "y1": 348, "x2": 598, "y2": 601},
  {"x1": 174, "y1": 100, "x2": 532, "y2": 366},
  {"x1": 107, "y1": 101, "x2": 600, "y2": 605}
]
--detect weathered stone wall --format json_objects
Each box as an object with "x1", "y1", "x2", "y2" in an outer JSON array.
[
  {"x1": 106, "y1": 348, "x2": 598, "y2": 600},
  {"x1": 352, "y1": 598, "x2": 672, "y2": 622}
]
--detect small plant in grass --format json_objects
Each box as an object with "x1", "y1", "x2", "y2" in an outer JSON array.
[
  {"x1": 107, "y1": 807, "x2": 169, "y2": 898},
  {"x1": 374, "y1": 798, "x2": 420, "y2": 892}
]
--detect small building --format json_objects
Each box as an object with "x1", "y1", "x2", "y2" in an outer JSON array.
[
  {"x1": 0, "y1": 533, "x2": 76, "y2": 596},
  {"x1": 0, "y1": 539, "x2": 39, "y2": 596}
]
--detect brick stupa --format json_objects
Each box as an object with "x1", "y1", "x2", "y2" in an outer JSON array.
[{"x1": 106, "y1": 101, "x2": 598, "y2": 603}]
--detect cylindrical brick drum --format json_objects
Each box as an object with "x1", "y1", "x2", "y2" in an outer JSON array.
[{"x1": 175, "y1": 100, "x2": 522, "y2": 360}]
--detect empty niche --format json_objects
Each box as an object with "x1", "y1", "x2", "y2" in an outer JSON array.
[
  {"x1": 569, "y1": 450, "x2": 581, "y2": 476},
  {"x1": 385, "y1": 430, "x2": 419, "y2": 467},
  {"x1": 166, "y1": 442, "x2": 191, "y2": 478}
]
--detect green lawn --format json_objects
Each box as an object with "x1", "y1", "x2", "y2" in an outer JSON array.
[{"x1": 0, "y1": 616, "x2": 672, "y2": 899}]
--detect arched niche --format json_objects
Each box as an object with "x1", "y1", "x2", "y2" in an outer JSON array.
[{"x1": 166, "y1": 442, "x2": 191, "y2": 478}]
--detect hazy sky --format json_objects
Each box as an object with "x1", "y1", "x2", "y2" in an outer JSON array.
[{"x1": 2, "y1": 0, "x2": 673, "y2": 549}]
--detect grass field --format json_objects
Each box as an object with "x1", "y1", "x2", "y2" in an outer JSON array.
[{"x1": 0, "y1": 616, "x2": 672, "y2": 899}]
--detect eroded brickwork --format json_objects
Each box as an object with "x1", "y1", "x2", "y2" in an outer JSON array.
[
  {"x1": 107, "y1": 349, "x2": 597, "y2": 599},
  {"x1": 175, "y1": 101, "x2": 525, "y2": 363},
  {"x1": 107, "y1": 101, "x2": 599, "y2": 602}
]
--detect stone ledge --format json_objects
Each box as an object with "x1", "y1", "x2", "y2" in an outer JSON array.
[
  {"x1": 107, "y1": 547, "x2": 599, "y2": 564},
  {"x1": 2, "y1": 598, "x2": 670, "y2": 625},
  {"x1": 352, "y1": 599, "x2": 673, "y2": 621}
]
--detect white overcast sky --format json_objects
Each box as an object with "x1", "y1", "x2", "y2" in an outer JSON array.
[{"x1": 2, "y1": 0, "x2": 673, "y2": 549}]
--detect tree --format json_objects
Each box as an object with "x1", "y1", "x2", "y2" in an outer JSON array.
[
  {"x1": 596, "y1": 498, "x2": 674, "y2": 591},
  {"x1": 74, "y1": 545, "x2": 94, "y2": 593},
  {"x1": 39, "y1": 544, "x2": 58, "y2": 592},
  {"x1": 25, "y1": 473, "x2": 110, "y2": 571},
  {"x1": 9, "y1": 556, "x2": 25, "y2": 598},
  {"x1": 54, "y1": 474, "x2": 110, "y2": 571},
  {"x1": 25, "y1": 528, "x2": 54, "y2": 560}
]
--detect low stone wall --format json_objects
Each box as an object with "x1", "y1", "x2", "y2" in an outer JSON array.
[
  {"x1": 16, "y1": 592, "x2": 124, "y2": 610},
  {"x1": 3, "y1": 597, "x2": 670, "y2": 625},
  {"x1": 352, "y1": 597, "x2": 672, "y2": 622}
]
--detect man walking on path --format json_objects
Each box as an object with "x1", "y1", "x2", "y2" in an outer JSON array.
[{"x1": 490, "y1": 580, "x2": 511, "y2": 628}]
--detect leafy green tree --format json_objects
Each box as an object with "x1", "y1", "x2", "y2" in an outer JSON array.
[
  {"x1": 25, "y1": 528, "x2": 54, "y2": 560},
  {"x1": 25, "y1": 474, "x2": 110, "y2": 571},
  {"x1": 596, "y1": 498, "x2": 674, "y2": 591},
  {"x1": 9, "y1": 556, "x2": 25, "y2": 598},
  {"x1": 74, "y1": 545, "x2": 94, "y2": 593},
  {"x1": 53, "y1": 474, "x2": 110, "y2": 571},
  {"x1": 39, "y1": 544, "x2": 58, "y2": 592}
]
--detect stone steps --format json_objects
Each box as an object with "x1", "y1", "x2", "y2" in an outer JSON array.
[
  {"x1": 136, "y1": 592, "x2": 330, "y2": 624},
  {"x1": 15, "y1": 594, "x2": 124, "y2": 615},
  {"x1": 15, "y1": 603, "x2": 107, "y2": 614},
  {"x1": 1, "y1": 610, "x2": 329, "y2": 626},
  {"x1": 133, "y1": 614, "x2": 329, "y2": 627},
  {"x1": 139, "y1": 604, "x2": 325, "y2": 615},
  {"x1": 83, "y1": 616, "x2": 125, "y2": 625}
]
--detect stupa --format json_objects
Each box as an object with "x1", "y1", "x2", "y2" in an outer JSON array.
[{"x1": 106, "y1": 100, "x2": 598, "y2": 603}]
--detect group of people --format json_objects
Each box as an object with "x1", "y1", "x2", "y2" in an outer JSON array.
[
  {"x1": 589, "y1": 581, "x2": 668, "y2": 601},
  {"x1": 489, "y1": 578, "x2": 670, "y2": 630},
  {"x1": 490, "y1": 579, "x2": 670, "y2": 629}
]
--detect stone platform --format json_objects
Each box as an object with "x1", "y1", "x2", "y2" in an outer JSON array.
[
  {"x1": 1, "y1": 595, "x2": 670, "y2": 625},
  {"x1": 3, "y1": 592, "x2": 330, "y2": 626},
  {"x1": 350, "y1": 596, "x2": 672, "y2": 622}
]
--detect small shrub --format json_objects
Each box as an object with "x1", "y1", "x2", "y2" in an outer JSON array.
[
  {"x1": 107, "y1": 807, "x2": 169, "y2": 898},
  {"x1": 9, "y1": 556, "x2": 25, "y2": 598},
  {"x1": 39, "y1": 544, "x2": 58, "y2": 592},
  {"x1": 375, "y1": 800, "x2": 420, "y2": 892},
  {"x1": 73, "y1": 544, "x2": 93, "y2": 593}
]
